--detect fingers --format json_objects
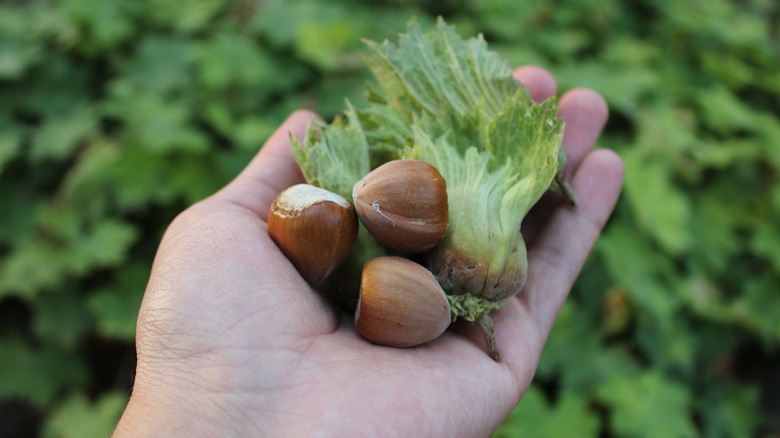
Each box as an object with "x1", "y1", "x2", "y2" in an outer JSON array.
[
  {"x1": 215, "y1": 109, "x2": 320, "y2": 217},
  {"x1": 520, "y1": 149, "x2": 624, "y2": 339},
  {"x1": 558, "y1": 89, "x2": 610, "y2": 173},
  {"x1": 514, "y1": 65, "x2": 608, "y2": 177},
  {"x1": 521, "y1": 87, "x2": 610, "y2": 244},
  {"x1": 513, "y1": 66, "x2": 558, "y2": 102}
]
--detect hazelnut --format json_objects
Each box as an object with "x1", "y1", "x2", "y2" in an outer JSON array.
[
  {"x1": 355, "y1": 256, "x2": 451, "y2": 348},
  {"x1": 352, "y1": 160, "x2": 448, "y2": 253},
  {"x1": 268, "y1": 184, "x2": 358, "y2": 284}
]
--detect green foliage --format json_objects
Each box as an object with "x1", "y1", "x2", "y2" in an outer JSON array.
[
  {"x1": 0, "y1": 335, "x2": 87, "y2": 406},
  {"x1": 596, "y1": 371, "x2": 696, "y2": 438},
  {"x1": 494, "y1": 386, "x2": 600, "y2": 438},
  {"x1": 0, "y1": 0, "x2": 778, "y2": 436},
  {"x1": 43, "y1": 391, "x2": 128, "y2": 438}
]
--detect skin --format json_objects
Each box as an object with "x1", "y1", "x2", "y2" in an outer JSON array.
[{"x1": 113, "y1": 66, "x2": 624, "y2": 437}]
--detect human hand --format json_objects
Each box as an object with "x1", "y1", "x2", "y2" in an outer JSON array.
[{"x1": 114, "y1": 66, "x2": 624, "y2": 437}]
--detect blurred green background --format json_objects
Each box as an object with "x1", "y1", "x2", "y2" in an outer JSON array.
[{"x1": 1, "y1": 0, "x2": 778, "y2": 436}]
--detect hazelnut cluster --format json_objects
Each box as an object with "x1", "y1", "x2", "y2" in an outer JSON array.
[{"x1": 268, "y1": 159, "x2": 453, "y2": 350}]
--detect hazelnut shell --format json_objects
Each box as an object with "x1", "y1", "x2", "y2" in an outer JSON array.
[
  {"x1": 355, "y1": 256, "x2": 451, "y2": 348},
  {"x1": 268, "y1": 184, "x2": 358, "y2": 284},
  {"x1": 352, "y1": 160, "x2": 448, "y2": 253}
]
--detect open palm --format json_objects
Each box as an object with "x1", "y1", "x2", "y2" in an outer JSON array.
[{"x1": 115, "y1": 66, "x2": 624, "y2": 437}]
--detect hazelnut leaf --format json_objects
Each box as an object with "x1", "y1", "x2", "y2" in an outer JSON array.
[{"x1": 291, "y1": 101, "x2": 370, "y2": 200}]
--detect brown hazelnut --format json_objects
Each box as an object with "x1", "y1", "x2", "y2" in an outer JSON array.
[
  {"x1": 355, "y1": 256, "x2": 451, "y2": 348},
  {"x1": 268, "y1": 184, "x2": 358, "y2": 284},
  {"x1": 352, "y1": 160, "x2": 448, "y2": 253}
]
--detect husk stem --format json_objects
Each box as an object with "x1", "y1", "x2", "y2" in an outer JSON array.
[
  {"x1": 477, "y1": 314, "x2": 501, "y2": 362},
  {"x1": 447, "y1": 289, "x2": 507, "y2": 361}
]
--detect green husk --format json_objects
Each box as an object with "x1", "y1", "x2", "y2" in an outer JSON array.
[{"x1": 291, "y1": 18, "x2": 566, "y2": 357}]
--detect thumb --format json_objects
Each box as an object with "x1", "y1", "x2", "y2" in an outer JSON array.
[{"x1": 215, "y1": 109, "x2": 320, "y2": 217}]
